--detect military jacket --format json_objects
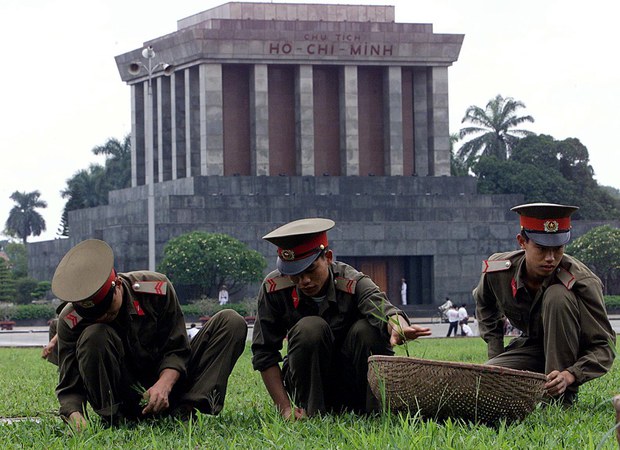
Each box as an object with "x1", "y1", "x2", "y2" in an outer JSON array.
[
  {"x1": 473, "y1": 250, "x2": 615, "y2": 384},
  {"x1": 251, "y1": 261, "x2": 406, "y2": 372},
  {"x1": 56, "y1": 271, "x2": 190, "y2": 417}
]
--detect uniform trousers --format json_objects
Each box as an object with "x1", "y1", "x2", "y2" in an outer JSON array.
[
  {"x1": 75, "y1": 309, "x2": 247, "y2": 421},
  {"x1": 486, "y1": 284, "x2": 581, "y2": 402},
  {"x1": 282, "y1": 316, "x2": 393, "y2": 416}
]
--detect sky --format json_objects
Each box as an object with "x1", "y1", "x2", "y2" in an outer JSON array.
[{"x1": 1, "y1": 0, "x2": 618, "y2": 243}]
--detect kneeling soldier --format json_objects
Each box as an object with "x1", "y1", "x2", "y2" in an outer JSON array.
[
  {"x1": 52, "y1": 239, "x2": 247, "y2": 429},
  {"x1": 251, "y1": 218, "x2": 431, "y2": 419}
]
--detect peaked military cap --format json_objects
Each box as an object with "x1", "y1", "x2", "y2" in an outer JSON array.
[
  {"x1": 263, "y1": 218, "x2": 335, "y2": 275},
  {"x1": 511, "y1": 202, "x2": 579, "y2": 247},
  {"x1": 51, "y1": 239, "x2": 117, "y2": 319}
]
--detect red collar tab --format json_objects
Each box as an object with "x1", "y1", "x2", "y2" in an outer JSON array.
[
  {"x1": 90, "y1": 269, "x2": 117, "y2": 305},
  {"x1": 520, "y1": 216, "x2": 571, "y2": 233},
  {"x1": 277, "y1": 232, "x2": 328, "y2": 261}
]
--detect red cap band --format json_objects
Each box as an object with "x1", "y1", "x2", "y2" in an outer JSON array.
[
  {"x1": 520, "y1": 216, "x2": 571, "y2": 233},
  {"x1": 277, "y1": 232, "x2": 328, "y2": 261},
  {"x1": 89, "y1": 269, "x2": 116, "y2": 305}
]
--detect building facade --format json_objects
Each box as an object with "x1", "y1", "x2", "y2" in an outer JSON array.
[{"x1": 27, "y1": 3, "x2": 617, "y2": 312}]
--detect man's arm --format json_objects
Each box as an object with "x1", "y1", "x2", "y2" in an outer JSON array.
[
  {"x1": 387, "y1": 314, "x2": 431, "y2": 346},
  {"x1": 473, "y1": 273, "x2": 505, "y2": 358},
  {"x1": 260, "y1": 365, "x2": 305, "y2": 420}
]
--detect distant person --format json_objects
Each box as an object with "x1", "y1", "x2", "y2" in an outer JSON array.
[
  {"x1": 461, "y1": 323, "x2": 474, "y2": 337},
  {"x1": 457, "y1": 303, "x2": 469, "y2": 336},
  {"x1": 474, "y1": 203, "x2": 615, "y2": 405},
  {"x1": 446, "y1": 304, "x2": 459, "y2": 337},
  {"x1": 400, "y1": 278, "x2": 407, "y2": 305},
  {"x1": 187, "y1": 323, "x2": 200, "y2": 340},
  {"x1": 218, "y1": 285, "x2": 229, "y2": 305}
]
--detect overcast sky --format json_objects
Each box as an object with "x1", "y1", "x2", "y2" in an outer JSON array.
[{"x1": 1, "y1": 0, "x2": 618, "y2": 242}]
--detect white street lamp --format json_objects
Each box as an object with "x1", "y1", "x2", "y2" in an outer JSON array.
[{"x1": 128, "y1": 46, "x2": 174, "y2": 271}]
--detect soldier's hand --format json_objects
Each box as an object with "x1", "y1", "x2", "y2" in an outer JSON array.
[
  {"x1": 281, "y1": 405, "x2": 307, "y2": 421},
  {"x1": 67, "y1": 411, "x2": 87, "y2": 432},
  {"x1": 142, "y1": 383, "x2": 171, "y2": 415},
  {"x1": 390, "y1": 324, "x2": 432, "y2": 346},
  {"x1": 545, "y1": 370, "x2": 575, "y2": 396},
  {"x1": 41, "y1": 334, "x2": 58, "y2": 359}
]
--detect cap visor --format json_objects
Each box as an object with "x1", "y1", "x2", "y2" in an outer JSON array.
[
  {"x1": 276, "y1": 252, "x2": 321, "y2": 276},
  {"x1": 525, "y1": 230, "x2": 571, "y2": 247}
]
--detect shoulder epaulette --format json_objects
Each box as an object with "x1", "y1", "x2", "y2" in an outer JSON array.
[
  {"x1": 482, "y1": 259, "x2": 512, "y2": 273},
  {"x1": 556, "y1": 267, "x2": 576, "y2": 289},
  {"x1": 265, "y1": 276, "x2": 295, "y2": 293},
  {"x1": 131, "y1": 281, "x2": 167, "y2": 295},
  {"x1": 62, "y1": 307, "x2": 83, "y2": 329},
  {"x1": 335, "y1": 276, "x2": 357, "y2": 294}
]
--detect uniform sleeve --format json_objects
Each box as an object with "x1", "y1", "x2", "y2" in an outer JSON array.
[
  {"x1": 473, "y1": 273, "x2": 505, "y2": 359},
  {"x1": 355, "y1": 276, "x2": 410, "y2": 335},
  {"x1": 251, "y1": 284, "x2": 288, "y2": 372},
  {"x1": 155, "y1": 280, "x2": 191, "y2": 377},
  {"x1": 56, "y1": 319, "x2": 87, "y2": 418},
  {"x1": 567, "y1": 277, "x2": 616, "y2": 384}
]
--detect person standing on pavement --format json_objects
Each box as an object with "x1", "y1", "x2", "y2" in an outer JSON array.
[
  {"x1": 218, "y1": 285, "x2": 229, "y2": 305},
  {"x1": 457, "y1": 303, "x2": 469, "y2": 336},
  {"x1": 474, "y1": 203, "x2": 616, "y2": 405},
  {"x1": 251, "y1": 218, "x2": 431, "y2": 419},
  {"x1": 400, "y1": 278, "x2": 407, "y2": 305},
  {"x1": 51, "y1": 239, "x2": 247, "y2": 430},
  {"x1": 446, "y1": 304, "x2": 459, "y2": 337}
]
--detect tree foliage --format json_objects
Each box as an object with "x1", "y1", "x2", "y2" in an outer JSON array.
[
  {"x1": 59, "y1": 135, "x2": 131, "y2": 236},
  {"x1": 474, "y1": 135, "x2": 620, "y2": 220},
  {"x1": 458, "y1": 94, "x2": 534, "y2": 168},
  {"x1": 567, "y1": 225, "x2": 620, "y2": 294},
  {"x1": 14, "y1": 277, "x2": 38, "y2": 305},
  {"x1": 0, "y1": 259, "x2": 16, "y2": 303},
  {"x1": 5, "y1": 191, "x2": 47, "y2": 244},
  {"x1": 158, "y1": 231, "x2": 266, "y2": 300},
  {"x1": 3, "y1": 243, "x2": 27, "y2": 278}
]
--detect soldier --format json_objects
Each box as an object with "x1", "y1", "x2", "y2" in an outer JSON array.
[
  {"x1": 51, "y1": 239, "x2": 247, "y2": 430},
  {"x1": 474, "y1": 203, "x2": 616, "y2": 405},
  {"x1": 251, "y1": 218, "x2": 431, "y2": 419}
]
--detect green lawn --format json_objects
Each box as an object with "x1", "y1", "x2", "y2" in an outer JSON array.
[{"x1": 0, "y1": 338, "x2": 618, "y2": 449}]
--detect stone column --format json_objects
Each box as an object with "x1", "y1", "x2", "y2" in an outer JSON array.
[
  {"x1": 250, "y1": 64, "x2": 269, "y2": 176},
  {"x1": 170, "y1": 72, "x2": 177, "y2": 180},
  {"x1": 412, "y1": 68, "x2": 429, "y2": 176},
  {"x1": 339, "y1": 65, "x2": 359, "y2": 176},
  {"x1": 184, "y1": 69, "x2": 192, "y2": 178},
  {"x1": 429, "y1": 66, "x2": 450, "y2": 176},
  {"x1": 296, "y1": 65, "x2": 315, "y2": 176},
  {"x1": 384, "y1": 66, "x2": 404, "y2": 176},
  {"x1": 130, "y1": 84, "x2": 138, "y2": 187},
  {"x1": 199, "y1": 63, "x2": 224, "y2": 176}
]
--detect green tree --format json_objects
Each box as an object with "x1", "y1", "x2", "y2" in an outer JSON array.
[
  {"x1": 4, "y1": 243, "x2": 27, "y2": 278},
  {"x1": 14, "y1": 277, "x2": 38, "y2": 304},
  {"x1": 458, "y1": 94, "x2": 534, "y2": 168},
  {"x1": 59, "y1": 135, "x2": 131, "y2": 236},
  {"x1": 0, "y1": 259, "x2": 16, "y2": 303},
  {"x1": 5, "y1": 191, "x2": 47, "y2": 245},
  {"x1": 32, "y1": 281, "x2": 52, "y2": 300},
  {"x1": 567, "y1": 225, "x2": 620, "y2": 294},
  {"x1": 449, "y1": 132, "x2": 469, "y2": 177},
  {"x1": 158, "y1": 231, "x2": 266, "y2": 300}
]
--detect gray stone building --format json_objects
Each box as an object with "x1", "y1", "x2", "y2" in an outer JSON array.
[{"x1": 26, "y1": 3, "x2": 616, "y2": 312}]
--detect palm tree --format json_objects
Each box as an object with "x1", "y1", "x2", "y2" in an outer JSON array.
[
  {"x1": 458, "y1": 94, "x2": 535, "y2": 168},
  {"x1": 92, "y1": 134, "x2": 131, "y2": 188},
  {"x1": 5, "y1": 191, "x2": 47, "y2": 245}
]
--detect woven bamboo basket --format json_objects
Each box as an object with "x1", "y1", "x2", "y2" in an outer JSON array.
[{"x1": 368, "y1": 355, "x2": 547, "y2": 424}]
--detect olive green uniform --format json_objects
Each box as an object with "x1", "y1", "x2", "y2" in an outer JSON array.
[
  {"x1": 56, "y1": 271, "x2": 247, "y2": 421},
  {"x1": 251, "y1": 261, "x2": 407, "y2": 415},
  {"x1": 474, "y1": 250, "x2": 615, "y2": 399}
]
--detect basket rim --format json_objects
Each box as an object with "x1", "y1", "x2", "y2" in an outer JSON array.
[{"x1": 368, "y1": 355, "x2": 547, "y2": 381}]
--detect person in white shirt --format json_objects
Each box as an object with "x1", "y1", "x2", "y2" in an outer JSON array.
[
  {"x1": 457, "y1": 304, "x2": 469, "y2": 336},
  {"x1": 218, "y1": 285, "x2": 229, "y2": 305},
  {"x1": 446, "y1": 305, "x2": 460, "y2": 337},
  {"x1": 187, "y1": 323, "x2": 200, "y2": 340},
  {"x1": 400, "y1": 278, "x2": 407, "y2": 305},
  {"x1": 461, "y1": 323, "x2": 474, "y2": 337}
]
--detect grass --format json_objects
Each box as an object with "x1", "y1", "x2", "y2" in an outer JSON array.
[{"x1": 0, "y1": 338, "x2": 619, "y2": 449}]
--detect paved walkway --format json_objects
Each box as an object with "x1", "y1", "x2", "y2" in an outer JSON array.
[{"x1": 3, "y1": 316, "x2": 620, "y2": 348}]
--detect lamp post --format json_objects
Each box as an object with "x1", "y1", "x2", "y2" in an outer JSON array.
[{"x1": 129, "y1": 47, "x2": 173, "y2": 271}]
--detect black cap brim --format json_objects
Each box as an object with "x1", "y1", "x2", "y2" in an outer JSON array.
[
  {"x1": 276, "y1": 251, "x2": 322, "y2": 276},
  {"x1": 524, "y1": 230, "x2": 571, "y2": 247}
]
